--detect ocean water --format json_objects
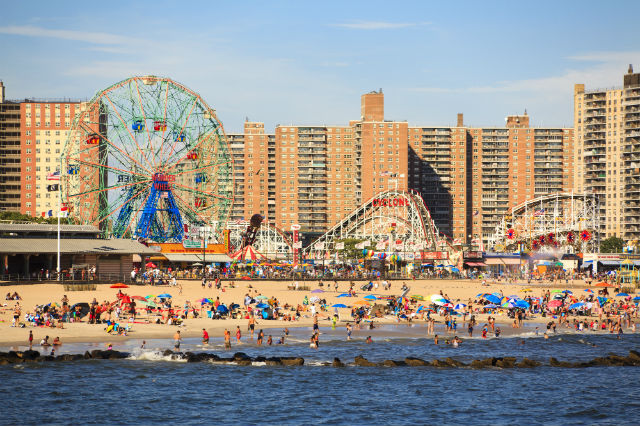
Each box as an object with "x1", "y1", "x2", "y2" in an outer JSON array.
[{"x1": 2, "y1": 324, "x2": 640, "y2": 426}]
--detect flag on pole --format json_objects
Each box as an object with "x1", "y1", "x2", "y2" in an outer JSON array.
[
  {"x1": 533, "y1": 209, "x2": 545, "y2": 217},
  {"x1": 46, "y1": 171, "x2": 61, "y2": 181}
]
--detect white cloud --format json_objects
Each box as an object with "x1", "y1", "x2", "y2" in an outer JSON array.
[
  {"x1": 331, "y1": 21, "x2": 429, "y2": 30},
  {"x1": 0, "y1": 25, "x2": 142, "y2": 45},
  {"x1": 410, "y1": 51, "x2": 640, "y2": 96}
]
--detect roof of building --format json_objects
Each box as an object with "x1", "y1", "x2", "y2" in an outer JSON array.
[
  {"x1": 0, "y1": 223, "x2": 99, "y2": 234},
  {"x1": 0, "y1": 238, "x2": 156, "y2": 255}
]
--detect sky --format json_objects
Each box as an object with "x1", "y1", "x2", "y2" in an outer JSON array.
[{"x1": 1, "y1": 0, "x2": 640, "y2": 133}]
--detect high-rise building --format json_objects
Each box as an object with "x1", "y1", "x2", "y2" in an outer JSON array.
[
  {"x1": 0, "y1": 81, "x2": 22, "y2": 212},
  {"x1": 622, "y1": 65, "x2": 640, "y2": 243},
  {"x1": 574, "y1": 72, "x2": 627, "y2": 238},
  {"x1": 20, "y1": 100, "x2": 82, "y2": 217}
]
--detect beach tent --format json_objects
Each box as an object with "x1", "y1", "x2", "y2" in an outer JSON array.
[{"x1": 230, "y1": 245, "x2": 266, "y2": 262}]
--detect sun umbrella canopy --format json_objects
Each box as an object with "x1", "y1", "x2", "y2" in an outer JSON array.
[
  {"x1": 217, "y1": 305, "x2": 229, "y2": 313},
  {"x1": 521, "y1": 288, "x2": 533, "y2": 292},
  {"x1": 131, "y1": 295, "x2": 146, "y2": 301},
  {"x1": 633, "y1": 297, "x2": 640, "y2": 301},
  {"x1": 157, "y1": 293, "x2": 172, "y2": 298},
  {"x1": 256, "y1": 303, "x2": 269, "y2": 309},
  {"x1": 354, "y1": 300, "x2": 371, "y2": 305},
  {"x1": 430, "y1": 294, "x2": 446, "y2": 303},
  {"x1": 453, "y1": 303, "x2": 467, "y2": 310},
  {"x1": 485, "y1": 294, "x2": 501, "y2": 304},
  {"x1": 615, "y1": 293, "x2": 629, "y2": 297},
  {"x1": 331, "y1": 304, "x2": 348, "y2": 308},
  {"x1": 484, "y1": 304, "x2": 499, "y2": 309},
  {"x1": 569, "y1": 302, "x2": 585, "y2": 310},
  {"x1": 515, "y1": 300, "x2": 530, "y2": 309},
  {"x1": 311, "y1": 289, "x2": 324, "y2": 293},
  {"x1": 584, "y1": 289, "x2": 594, "y2": 293},
  {"x1": 337, "y1": 293, "x2": 350, "y2": 298},
  {"x1": 110, "y1": 283, "x2": 129, "y2": 289},
  {"x1": 256, "y1": 295, "x2": 268, "y2": 300},
  {"x1": 145, "y1": 262, "x2": 156, "y2": 269},
  {"x1": 364, "y1": 295, "x2": 378, "y2": 300},
  {"x1": 140, "y1": 300, "x2": 157, "y2": 307},
  {"x1": 547, "y1": 299, "x2": 563, "y2": 308}
]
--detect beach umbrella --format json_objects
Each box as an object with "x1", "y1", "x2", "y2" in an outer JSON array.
[
  {"x1": 485, "y1": 294, "x2": 501, "y2": 304},
  {"x1": 507, "y1": 295, "x2": 519, "y2": 299},
  {"x1": 256, "y1": 295, "x2": 268, "y2": 300},
  {"x1": 199, "y1": 298, "x2": 213, "y2": 304},
  {"x1": 584, "y1": 289, "x2": 594, "y2": 293},
  {"x1": 615, "y1": 293, "x2": 629, "y2": 297},
  {"x1": 157, "y1": 293, "x2": 172, "y2": 298},
  {"x1": 130, "y1": 295, "x2": 146, "y2": 301},
  {"x1": 453, "y1": 303, "x2": 466, "y2": 310},
  {"x1": 217, "y1": 305, "x2": 229, "y2": 313},
  {"x1": 430, "y1": 294, "x2": 446, "y2": 303},
  {"x1": 337, "y1": 293, "x2": 350, "y2": 298},
  {"x1": 561, "y1": 290, "x2": 573, "y2": 295},
  {"x1": 331, "y1": 304, "x2": 348, "y2": 308},
  {"x1": 443, "y1": 302, "x2": 454, "y2": 308},
  {"x1": 145, "y1": 295, "x2": 156, "y2": 299},
  {"x1": 411, "y1": 295, "x2": 425, "y2": 301},
  {"x1": 364, "y1": 295, "x2": 378, "y2": 301},
  {"x1": 633, "y1": 297, "x2": 640, "y2": 302},
  {"x1": 515, "y1": 300, "x2": 530, "y2": 309},
  {"x1": 477, "y1": 293, "x2": 490, "y2": 297},
  {"x1": 354, "y1": 300, "x2": 371, "y2": 305},
  {"x1": 595, "y1": 282, "x2": 614, "y2": 287},
  {"x1": 110, "y1": 283, "x2": 129, "y2": 289},
  {"x1": 256, "y1": 303, "x2": 269, "y2": 309},
  {"x1": 547, "y1": 299, "x2": 563, "y2": 308},
  {"x1": 416, "y1": 305, "x2": 425, "y2": 313},
  {"x1": 311, "y1": 289, "x2": 324, "y2": 293},
  {"x1": 569, "y1": 302, "x2": 585, "y2": 310},
  {"x1": 145, "y1": 262, "x2": 156, "y2": 269},
  {"x1": 140, "y1": 300, "x2": 157, "y2": 308},
  {"x1": 551, "y1": 289, "x2": 563, "y2": 293},
  {"x1": 484, "y1": 304, "x2": 499, "y2": 309},
  {"x1": 520, "y1": 288, "x2": 533, "y2": 293}
]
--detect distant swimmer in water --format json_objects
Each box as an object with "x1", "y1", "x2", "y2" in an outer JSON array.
[
  {"x1": 434, "y1": 334, "x2": 439, "y2": 345},
  {"x1": 544, "y1": 333, "x2": 549, "y2": 340}
]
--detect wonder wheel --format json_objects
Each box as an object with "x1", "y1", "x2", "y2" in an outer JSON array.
[{"x1": 61, "y1": 76, "x2": 234, "y2": 242}]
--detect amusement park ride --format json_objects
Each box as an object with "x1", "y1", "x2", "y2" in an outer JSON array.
[
  {"x1": 61, "y1": 76, "x2": 234, "y2": 243},
  {"x1": 487, "y1": 192, "x2": 600, "y2": 254}
]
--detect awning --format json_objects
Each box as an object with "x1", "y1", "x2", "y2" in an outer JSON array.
[
  {"x1": 162, "y1": 253, "x2": 232, "y2": 263},
  {"x1": 600, "y1": 260, "x2": 621, "y2": 266},
  {"x1": 485, "y1": 258, "x2": 521, "y2": 265},
  {"x1": 465, "y1": 262, "x2": 487, "y2": 267}
]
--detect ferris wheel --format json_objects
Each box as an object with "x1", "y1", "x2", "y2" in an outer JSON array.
[{"x1": 61, "y1": 75, "x2": 234, "y2": 242}]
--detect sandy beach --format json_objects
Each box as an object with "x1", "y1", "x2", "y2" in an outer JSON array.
[{"x1": 0, "y1": 276, "x2": 598, "y2": 347}]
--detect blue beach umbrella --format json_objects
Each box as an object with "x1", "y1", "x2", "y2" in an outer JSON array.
[
  {"x1": 485, "y1": 294, "x2": 501, "y2": 304},
  {"x1": 364, "y1": 295, "x2": 378, "y2": 301},
  {"x1": 331, "y1": 304, "x2": 348, "y2": 308},
  {"x1": 484, "y1": 304, "x2": 499, "y2": 309},
  {"x1": 453, "y1": 303, "x2": 467, "y2": 310},
  {"x1": 615, "y1": 293, "x2": 629, "y2": 297},
  {"x1": 217, "y1": 305, "x2": 229, "y2": 313},
  {"x1": 515, "y1": 300, "x2": 530, "y2": 309},
  {"x1": 256, "y1": 303, "x2": 269, "y2": 309},
  {"x1": 633, "y1": 297, "x2": 640, "y2": 301},
  {"x1": 157, "y1": 293, "x2": 172, "y2": 298},
  {"x1": 337, "y1": 293, "x2": 350, "y2": 298},
  {"x1": 569, "y1": 302, "x2": 585, "y2": 310}
]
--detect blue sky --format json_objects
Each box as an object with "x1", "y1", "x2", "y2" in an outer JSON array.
[{"x1": 1, "y1": 0, "x2": 639, "y2": 132}]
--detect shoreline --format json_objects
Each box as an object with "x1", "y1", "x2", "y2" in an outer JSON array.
[{"x1": 0, "y1": 278, "x2": 630, "y2": 349}]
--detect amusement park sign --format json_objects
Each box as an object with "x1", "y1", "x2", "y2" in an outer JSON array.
[{"x1": 372, "y1": 197, "x2": 408, "y2": 207}]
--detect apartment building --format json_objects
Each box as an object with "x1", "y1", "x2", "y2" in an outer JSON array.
[
  {"x1": 20, "y1": 100, "x2": 82, "y2": 216},
  {"x1": 623, "y1": 66, "x2": 640, "y2": 243},
  {"x1": 574, "y1": 73, "x2": 628, "y2": 238},
  {"x1": 0, "y1": 81, "x2": 21, "y2": 212}
]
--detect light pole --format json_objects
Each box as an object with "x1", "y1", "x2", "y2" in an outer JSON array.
[{"x1": 200, "y1": 225, "x2": 211, "y2": 277}]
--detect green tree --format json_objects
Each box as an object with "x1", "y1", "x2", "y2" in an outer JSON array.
[
  {"x1": 336, "y1": 238, "x2": 366, "y2": 260},
  {"x1": 600, "y1": 236, "x2": 625, "y2": 253}
]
